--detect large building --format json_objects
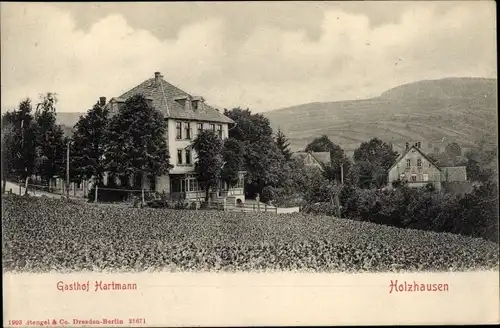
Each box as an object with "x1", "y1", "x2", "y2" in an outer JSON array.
[{"x1": 103, "y1": 71, "x2": 245, "y2": 202}]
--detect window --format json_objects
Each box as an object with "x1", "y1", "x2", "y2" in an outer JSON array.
[
  {"x1": 185, "y1": 148, "x2": 191, "y2": 165},
  {"x1": 185, "y1": 122, "x2": 191, "y2": 139},
  {"x1": 177, "y1": 149, "x2": 183, "y2": 164},
  {"x1": 399, "y1": 173, "x2": 405, "y2": 181},
  {"x1": 188, "y1": 178, "x2": 199, "y2": 192},
  {"x1": 423, "y1": 174, "x2": 429, "y2": 181},
  {"x1": 176, "y1": 122, "x2": 182, "y2": 139},
  {"x1": 192, "y1": 100, "x2": 199, "y2": 111},
  {"x1": 417, "y1": 158, "x2": 422, "y2": 167},
  {"x1": 210, "y1": 123, "x2": 215, "y2": 132},
  {"x1": 406, "y1": 159, "x2": 411, "y2": 167},
  {"x1": 235, "y1": 175, "x2": 244, "y2": 189},
  {"x1": 197, "y1": 123, "x2": 203, "y2": 135},
  {"x1": 411, "y1": 174, "x2": 417, "y2": 182},
  {"x1": 415, "y1": 142, "x2": 421, "y2": 149},
  {"x1": 217, "y1": 124, "x2": 223, "y2": 138}
]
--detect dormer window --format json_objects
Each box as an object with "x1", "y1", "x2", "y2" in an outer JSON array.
[
  {"x1": 174, "y1": 95, "x2": 189, "y2": 109},
  {"x1": 110, "y1": 98, "x2": 125, "y2": 113},
  {"x1": 145, "y1": 96, "x2": 154, "y2": 108},
  {"x1": 191, "y1": 96, "x2": 204, "y2": 111}
]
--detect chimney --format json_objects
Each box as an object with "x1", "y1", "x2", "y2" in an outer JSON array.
[
  {"x1": 99, "y1": 97, "x2": 106, "y2": 107},
  {"x1": 154, "y1": 71, "x2": 163, "y2": 84}
]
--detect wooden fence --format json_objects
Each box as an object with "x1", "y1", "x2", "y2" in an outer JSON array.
[{"x1": 222, "y1": 201, "x2": 300, "y2": 214}]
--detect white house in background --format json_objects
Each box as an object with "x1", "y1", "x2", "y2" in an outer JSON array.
[
  {"x1": 101, "y1": 71, "x2": 245, "y2": 203},
  {"x1": 387, "y1": 145, "x2": 468, "y2": 191}
]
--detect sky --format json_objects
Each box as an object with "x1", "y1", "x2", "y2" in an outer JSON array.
[{"x1": 1, "y1": 1, "x2": 497, "y2": 113}]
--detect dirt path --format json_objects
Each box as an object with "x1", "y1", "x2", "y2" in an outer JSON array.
[{"x1": 3, "y1": 181, "x2": 81, "y2": 199}]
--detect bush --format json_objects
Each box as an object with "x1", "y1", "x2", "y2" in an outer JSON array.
[
  {"x1": 260, "y1": 186, "x2": 277, "y2": 204},
  {"x1": 308, "y1": 182, "x2": 499, "y2": 243},
  {"x1": 87, "y1": 181, "x2": 134, "y2": 203}
]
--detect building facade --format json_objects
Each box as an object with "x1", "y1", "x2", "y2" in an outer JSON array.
[
  {"x1": 387, "y1": 145, "x2": 442, "y2": 190},
  {"x1": 387, "y1": 145, "x2": 469, "y2": 191},
  {"x1": 103, "y1": 71, "x2": 245, "y2": 202}
]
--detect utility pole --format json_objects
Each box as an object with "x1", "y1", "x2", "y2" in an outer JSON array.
[
  {"x1": 21, "y1": 119, "x2": 24, "y2": 195},
  {"x1": 340, "y1": 163, "x2": 344, "y2": 185},
  {"x1": 66, "y1": 141, "x2": 70, "y2": 199}
]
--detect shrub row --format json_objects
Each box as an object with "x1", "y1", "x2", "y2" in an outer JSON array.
[{"x1": 304, "y1": 182, "x2": 499, "y2": 243}]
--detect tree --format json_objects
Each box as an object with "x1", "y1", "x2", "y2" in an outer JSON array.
[
  {"x1": 353, "y1": 138, "x2": 399, "y2": 189},
  {"x1": 104, "y1": 94, "x2": 171, "y2": 188},
  {"x1": 224, "y1": 107, "x2": 285, "y2": 197},
  {"x1": 445, "y1": 142, "x2": 462, "y2": 158},
  {"x1": 244, "y1": 136, "x2": 285, "y2": 196},
  {"x1": 271, "y1": 157, "x2": 311, "y2": 206},
  {"x1": 275, "y1": 129, "x2": 292, "y2": 162},
  {"x1": 465, "y1": 140, "x2": 497, "y2": 183},
  {"x1": 465, "y1": 155, "x2": 494, "y2": 183},
  {"x1": 305, "y1": 135, "x2": 337, "y2": 153},
  {"x1": 192, "y1": 130, "x2": 224, "y2": 201},
  {"x1": 70, "y1": 102, "x2": 109, "y2": 184},
  {"x1": 221, "y1": 138, "x2": 244, "y2": 189},
  {"x1": 1, "y1": 113, "x2": 16, "y2": 192},
  {"x1": 1, "y1": 100, "x2": 38, "y2": 193},
  {"x1": 224, "y1": 108, "x2": 273, "y2": 142},
  {"x1": 33, "y1": 94, "x2": 66, "y2": 189}
]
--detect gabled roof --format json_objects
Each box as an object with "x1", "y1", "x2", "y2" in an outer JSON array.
[
  {"x1": 292, "y1": 151, "x2": 331, "y2": 168},
  {"x1": 291, "y1": 152, "x2": 308, "y2": 161},
  {"x1": 111, "y1": 73, "x2": 234, "y2": 124},
  {"x1": 310, "y1": 152, "x2": 331, "y2": 166},
  {"x1": 388, "y1": 145, "x2": 441, "y2": 172}
]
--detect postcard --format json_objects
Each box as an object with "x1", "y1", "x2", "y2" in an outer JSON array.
[{"x1": 2, "y1": 1, "x2": 499, "y2": 326}]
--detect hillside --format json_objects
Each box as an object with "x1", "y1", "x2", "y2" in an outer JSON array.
[
  {"x1": 55, "y1": 112, "x2": 84, "y2": 136},
  {"x1": 55, "y1": 78, "x2": 498, "y2": 152},
  {"x1": 263, "y1": 78, "x2": 498, "y2": 154}
]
